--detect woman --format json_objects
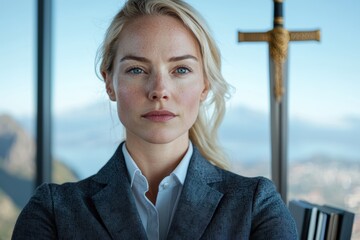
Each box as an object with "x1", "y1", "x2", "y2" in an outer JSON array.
[{"x1": 12, "y1": 0, "x2": 297, "y2": 239}]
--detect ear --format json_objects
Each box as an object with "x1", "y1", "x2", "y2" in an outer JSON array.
[
  {"x1": 200, "y1": 78, "x2": 210, "y2": 101},
  {"x1": 102, "y1": 71, "x2": 116, "y2": 101}
]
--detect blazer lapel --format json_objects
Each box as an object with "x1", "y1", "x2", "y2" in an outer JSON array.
[
  {"x1": 91, "y1": 144, "x2": 147, "y2": 239},
  {"x1": 167, "y1": 148, "x2": 224, "y2": 239}
]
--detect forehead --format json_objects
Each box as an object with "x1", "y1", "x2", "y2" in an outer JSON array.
[
  {"x1": 115, "y1": 15, "x2": 201, "y2": 58},
  {"x1": 121, "y1": 14, "x2": 193, "y2": 38}
]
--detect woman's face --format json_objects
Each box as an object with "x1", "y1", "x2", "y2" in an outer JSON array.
[{"x1": 105, "y1": 15, "x2": 208, "y2": 145}]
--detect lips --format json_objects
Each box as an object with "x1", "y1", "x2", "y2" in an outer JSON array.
[{"x1": 142, "y1": 110, "x2": 176, "y2": 122}]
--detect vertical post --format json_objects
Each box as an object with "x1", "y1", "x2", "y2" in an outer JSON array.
[
  {"x1": 36, "y1": 0, "x2": 52, "y2": 187},
  {"x1": 270, "y1": 0, "x2": 288, "y2": 203},
  {"x1": 269, "y1": 58, "x2": 288, "y2": 203}
]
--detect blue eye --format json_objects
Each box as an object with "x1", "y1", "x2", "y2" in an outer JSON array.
[
  {"x1": 175, "y1": 67, "x2": 190, "y2": 74},
  {"x1": 127, "y1": 67, "x2": 144, "y2": 74}
]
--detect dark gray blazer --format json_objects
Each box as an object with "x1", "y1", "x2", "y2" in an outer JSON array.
[{"x1": 12, "y1": 144, "x2": 297, "y2": 239}]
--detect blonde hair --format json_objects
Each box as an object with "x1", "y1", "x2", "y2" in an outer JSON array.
[{"x1": 97, "y1": 0, "x2": 231, "y2": 169}]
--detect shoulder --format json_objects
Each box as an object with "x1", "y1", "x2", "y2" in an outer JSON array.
[
  {"x1": 40, "y1": 145, "x2": 127, "y2": 201},
  {"x1": 203, "y1": 166, "x2": 298, "y2": 239},
  {"x1": 222, "y1": 170, "x2": 279, "y2": 204},
  {"x1": 35, "y1": 174, "x2": 104, "y2": 205},
  {"x1": 15, "y1": 147, "x2": 127, "y2": 220},
  {"x1": 185, "y1": 148, "x2": 298, "y2": 238},
  {"x1": 211, "y1": 166, "x2": 285, "y2": 214},
  {"x1": 19, "y1": 175, "x2": 99, "y2": 211},
  {"x1": 189, "y1": 147, "x2": 281, "y2": 203},
  {"x1": 209, "y1": 164, "x2": 274, "y2": 197},
  {"x1": 219, "y1": 171, "x2": 298, "y2": 238},
  {"x1": 12, "y1": 176, "x2": 103, "y2": 238},
  {"x1": 22, "y1": 171, "x2": 105, "y2": 212}
]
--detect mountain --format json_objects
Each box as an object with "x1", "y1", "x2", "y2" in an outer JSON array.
[
  {"x1": 47, "y1": 102, "x2": 360, "y2": 178},
  {"x1": 0, "y1": 114, "x2": 78, "y2": 240},
  {"x1": 0, "y1": 115, "x2": 35, "y2": 178},
  {"x1": 9, "y1": 102, "x2": 357, "y2": 178},
  {"x1": 219, "y1": 105, "x2": 360, "y2": 161}
]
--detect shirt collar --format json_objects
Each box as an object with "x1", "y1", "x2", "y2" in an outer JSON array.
[
  {"x1": 122, "y1": 141, "x2": 193, "y2": 187},
  {"x1": 171, "y1": 142, "x2": 192, "y2": 185},
  {"x1": 122, "y1": 144, "x2": 141, "y2": 187}
]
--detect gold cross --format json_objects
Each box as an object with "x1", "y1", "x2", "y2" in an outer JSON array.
[{"x1": 238, "y1": 2, "x2": 320, "y2": 102}]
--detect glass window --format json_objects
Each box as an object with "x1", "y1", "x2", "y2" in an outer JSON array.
[
  {"x1": 287, "y1": 1, "x2": 360, "y2": 237},
  {"x1": 52, "y1": 0, "x2": 125, "y2": 182},
  {"x1": 0, "y1": 0, "x2": 35, "y2": 238},
  {"x1": 188, "y1": 0, "x2": 272, "y2": 178}
]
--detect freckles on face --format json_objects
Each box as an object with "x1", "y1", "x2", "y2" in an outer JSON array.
[
  {"x1": 117, "y1": 85, "x2": 136, "y2": 113},
  {"x1": 109, "y1": 15, "x2": 208, "y2": 144}
]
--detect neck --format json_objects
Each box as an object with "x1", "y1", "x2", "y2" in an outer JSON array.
[{"x1": 125, "y1": 133, "x2": 189, "y2": 202}]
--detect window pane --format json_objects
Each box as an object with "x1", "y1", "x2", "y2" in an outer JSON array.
[
  {"x1": 52, "y1": 0, "x2": 124, "y2": 182},
  {"x1": 0, "y1": 0, "x2": 35, "y2": 238},
  {"x1": 287, "y1": 1, "x2": 360, "y2": 237},
  {"x1": 188, "y1": 0, "x2": 272, "y2": 178}
]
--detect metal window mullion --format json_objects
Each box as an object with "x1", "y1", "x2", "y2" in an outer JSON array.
[{"x1": 35, "y1": 0, "x2": 52, "y2": 188}]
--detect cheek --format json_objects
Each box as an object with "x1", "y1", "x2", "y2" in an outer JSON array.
[
  {"x1": 116, "y1": 85, "x2": 141, "y2": 112},
  {"x1": 179, "y1": 87, "x2": 203, "y2": 113}
]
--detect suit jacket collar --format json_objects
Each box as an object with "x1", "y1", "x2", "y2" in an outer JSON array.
[
  {"x1": 167, "y1": 147, "x2": 224, "y2": 239},
  {"x1": 91, "y1": 143, "x2": 147, "y2": 239},
  {"x1": 91, "y1": 142, "x2": 224, "y2": 239}
]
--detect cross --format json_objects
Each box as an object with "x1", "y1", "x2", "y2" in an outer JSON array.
[{"x1": 237, "y1": 0, "x2": 320, "y2": 202}]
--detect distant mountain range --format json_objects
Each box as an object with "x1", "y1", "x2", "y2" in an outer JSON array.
[
  {"x1": 220, "y1": 104, "x2": 360, "y2": 161},
  {"x1": 13, "y1": 102, "x2": 360, "y2": 178}
]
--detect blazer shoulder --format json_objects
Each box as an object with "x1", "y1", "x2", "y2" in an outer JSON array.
[
  {"x1": 215, "y1": 170, "x2": 298, "y2": 239},
  {"x1": 42, "y1": 175, "x2": 105, "y2": 205},
  {"x1": 12, "y1": 183, "x2": 57, "y2": 238},
  {"x1": 213, "y1": 166, "x2": 272, "y2": 195},
  {"x1": 46, "y1": 149, "x2": 126, "y2": 200}
]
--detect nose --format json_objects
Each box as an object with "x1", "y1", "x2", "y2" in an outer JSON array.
[{"x1": 148, "y1": 73, "x2": 170, "y2": 101}]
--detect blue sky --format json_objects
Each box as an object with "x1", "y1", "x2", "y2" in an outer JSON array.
[{"x1": 1, "y1": 0, "x2": 360, "y2": 128}]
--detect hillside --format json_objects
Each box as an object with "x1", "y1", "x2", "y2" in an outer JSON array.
[
  {"x1": 0, "y1": 115, "x2": 78, "y2": 239},
  {"x1": 0, "y1": 115, "x2": 34, "y2": 178}
]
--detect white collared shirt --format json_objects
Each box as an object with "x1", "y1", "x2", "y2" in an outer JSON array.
[{"x1": 122, "y1": 142, "x2": 193, "y2": 240}]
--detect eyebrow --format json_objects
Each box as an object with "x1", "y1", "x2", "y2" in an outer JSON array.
[
  {"x1": 120, "y1": 54, "x2": 198, "y2": 63},
  {"x1": 120, "y1": 55, "x2": 151, "y2": 63},
  {"x1": 169, "y1": 55, "x2": 198, "y2": 62}
]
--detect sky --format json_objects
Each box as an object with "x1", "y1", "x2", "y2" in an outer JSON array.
[{"x1": 1, "y1": 0, "x2": 360, "y2": 128}]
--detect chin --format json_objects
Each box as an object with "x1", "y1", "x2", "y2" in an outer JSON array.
[{"x1": 142, "y1": 131, "x2": 189, "y2": 145}]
